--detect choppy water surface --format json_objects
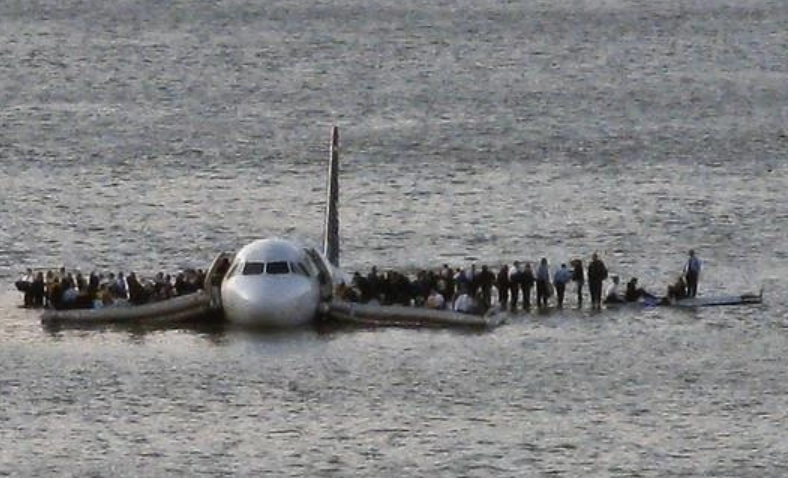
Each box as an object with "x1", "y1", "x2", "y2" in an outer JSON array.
[{"x1": 1, "y1": 0, "x2": 788, "y2": 475}]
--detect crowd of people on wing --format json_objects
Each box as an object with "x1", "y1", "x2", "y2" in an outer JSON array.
[
  {"x1": 15, "y1": 267, "x2": 208, "y2": 310},
  {"x1": 16, "y1": 251, "x2": 702, "y2": 314},
  {"x1": 339, "y1": 250, "x2": 702, "y2": 313}
]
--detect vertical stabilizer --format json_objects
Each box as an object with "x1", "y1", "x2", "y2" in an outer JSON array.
[{"x1": 323, "y1": 126, "x2": 340, "y2": 267}]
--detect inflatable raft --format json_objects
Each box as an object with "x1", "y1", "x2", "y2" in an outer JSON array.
[
  {"x1": 40, "y1": 291, "x2": 216, "y2": 326},
  {"x1": 326, "y1": 300, "x2": 505, "y2": 328}
]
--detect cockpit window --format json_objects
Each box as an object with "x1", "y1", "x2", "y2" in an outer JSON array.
[
  {"x1": 301, "y1": 251, "x2": 321, "y2": 277},
  {"x1": 266, "y1": 261, "x2": 290, "y2": 274},
  {"x1": 291, "y1": 262, "x2": 311, "y2": 277},
  {"x1": 242, "y1": 262, "x2": 265, "y2": 275}
]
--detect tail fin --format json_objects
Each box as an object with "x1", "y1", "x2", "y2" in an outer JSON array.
[{"x1": 323, "y1": 126, "x2": 340, "y2": 267}]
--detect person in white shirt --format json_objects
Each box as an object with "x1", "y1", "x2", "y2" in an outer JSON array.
[
  {"x1": 604, "y1": 275, "x2": 623, "y2": 303},
  {"x1": 426, "y1": 290, "x2": 446, "y2": 310},
  {"x1": 453, "y1": 291, "x2": 475, "y2": 313},
  {"x1": 114, "y1": 272, "x2": 128, "y2": 299},
  {"x1": 16, "y1": 268, "x2": 34, "y2": 306}
]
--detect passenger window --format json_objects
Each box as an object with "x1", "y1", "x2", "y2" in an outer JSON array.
[
  {"x1": 266, "y1": 262, "x2": 290, "y2": 275},
  {"x1": 242, "y1": 262, "x2": 265, "y2": 275}
]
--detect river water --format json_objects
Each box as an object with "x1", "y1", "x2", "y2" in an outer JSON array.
[{"x1": 1, "y1": 0, "x2": 788, "y2": 475}]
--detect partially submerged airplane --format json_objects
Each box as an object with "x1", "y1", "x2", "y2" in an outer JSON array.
[
  {"x1": 39, "y1": 127, "x2": 497, "y2": 329},
  {"x1": 220, "y1": 127, "x2": 342, "y2": 327},
  {"x1": 218, "y1": 127, "x2": 499, "y2": 328},
  {"x1": 37, "y1": 127, "x2": 762, "y2": 328}
]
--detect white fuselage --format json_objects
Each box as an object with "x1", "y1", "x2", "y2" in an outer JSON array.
[{"x1": 221, "y1": 239, "x2": 326, "y2": 327}]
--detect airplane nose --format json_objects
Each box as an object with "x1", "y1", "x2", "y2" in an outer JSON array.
[{"x1": 224, "y1": 278, "x2": 318, "y2": 327}]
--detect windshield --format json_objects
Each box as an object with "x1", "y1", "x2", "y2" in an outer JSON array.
[
  {"x1": 242, "y1": 262, "x2": 265, "y2": 275},
  {"x1": 266, "y1": 262, "x2": 290, "y2": 274}
]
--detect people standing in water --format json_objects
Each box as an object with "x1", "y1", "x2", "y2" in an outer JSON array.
[
  {"x1": 535, "y1": 258, "x2": 550, "y2": 308},
  {"x1": 571, "y1": 259, "x2": 584, "y2": 307},
  {"x1": 684, "y1": 249, "x2": 701, "y2": 298},
  {"x1": 587, "y1": 253, "x2": 608, "y2": 309}
]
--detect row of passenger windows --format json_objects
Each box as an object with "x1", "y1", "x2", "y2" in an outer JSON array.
[{"x1": 229, "y1": 261, "x2": 311, "y2": 277}]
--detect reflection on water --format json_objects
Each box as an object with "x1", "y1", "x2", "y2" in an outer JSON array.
[{"x1": 2, "y1": 293, "x2": 786, "y2": 476}]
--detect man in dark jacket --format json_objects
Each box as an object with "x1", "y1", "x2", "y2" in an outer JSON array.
[
  {"x1": 684, "y1": 249, "x2": 701, "y2": 298},
  {"x1": 521, "y1": 262, "x2": 535, "y2": 310},
  {"x1": 587, "y1": 253, "x2": 608, "y2": 309},
  {"x1": 477, "y1": 265, "x2": 495, "y2": 308},
  {"x1": 127, "y1": 272, "x2": 149, "y2": 305},
  {"x1": 571, "y1": 259, "x2": 584, "y2": 307},
  {"x1": 508, "y1": 261, "x2": 522, "y2": 311},
  {"x1": 496, "y1": 265, "x2": 509, "y2": 309}
]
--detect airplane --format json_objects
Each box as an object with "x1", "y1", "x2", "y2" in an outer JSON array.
[
  {"x1": 219, "y1": 127, "x2": 343, "y2": 327},
  {"x1": 36, "y1": 126, "x2": 766, "y2": 328},
  {"x1": 37, "y1": 127, "x2": 496, "y2": 330}
]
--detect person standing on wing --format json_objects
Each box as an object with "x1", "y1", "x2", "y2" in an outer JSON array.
[
  {"x1": 521, "y1": 262, "x2": 535, "y2": 310},
  {"x1": 508, "y1": 261, "x2": 522, "y2": 311},
  {"x1": 535, "y1": 258, "x2": 550, "y2": 308},
  {"x1": 496, "y1": 264, "x2": 510, "y2": 309},
  {"x1": 587, "y1": 253, "x2": 608, "y2": 310},
  {"x1": 552, "y1": 263, "x2": 573, "y2": 309},
  {"x1": 684, "y1": 249, "x2": 701, "y2": 298},
  {"x1": 571, "y1": 259, "x2": 584, "y2": 307}
]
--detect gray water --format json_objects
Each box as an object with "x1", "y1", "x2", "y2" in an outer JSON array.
[{"x1": 2, "y1": 0, "x2": 788, "y2": 475}]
